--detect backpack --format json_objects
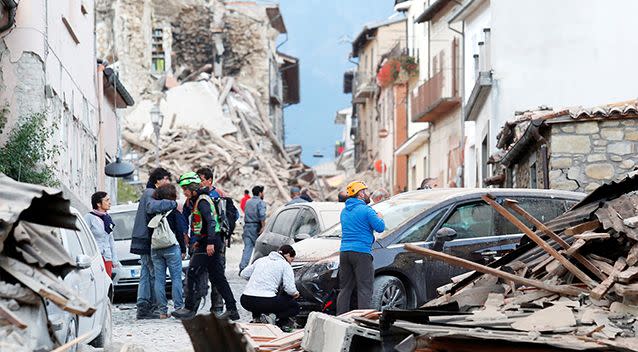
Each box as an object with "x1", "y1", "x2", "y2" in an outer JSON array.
[
  {"x1": 148, "y1": 210, "x2": 178, "y2": 250},
  {"x1": 213, "y1": 197, "x2": 239, "y2": 245}
]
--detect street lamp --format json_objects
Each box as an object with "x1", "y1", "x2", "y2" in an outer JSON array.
[{"x1": 150, "y1": 103, "x2": 163, "y2": 168}]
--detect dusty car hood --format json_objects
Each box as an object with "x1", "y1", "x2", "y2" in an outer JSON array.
[{"x1": 292, "y1": 237, "x2": 340, "y2": 263}]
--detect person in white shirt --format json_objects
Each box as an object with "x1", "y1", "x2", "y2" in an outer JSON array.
[{"x1": 240, "y1": 245, "x2": 300, "y2": 329}]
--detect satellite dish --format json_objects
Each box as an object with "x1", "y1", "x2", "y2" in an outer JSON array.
[{"x1": 105, "y1": 158, "x2": 135, "y2": 178}]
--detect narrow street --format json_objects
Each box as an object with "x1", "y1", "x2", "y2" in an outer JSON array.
[{"x1": 111, "y1": 245, "x2": 249, "y2": 351}]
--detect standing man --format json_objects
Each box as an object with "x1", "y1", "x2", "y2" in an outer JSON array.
[
  {"x1": 240, "y1": 190, "x2": 251, "y2": 213},
  {"x1": 336, "y1": 181, "x2": 385, "y2": 315},
  {"x1": 130, "y1": 168, "x2": 178, "y2": 319},
  {"x1": 85, "y1": 192, "x2": 118, "y2": 278},
  {"x1": 286, "y1": 186, "x2": 307, "y2": 205},
  {"x1": 240, "y1": 186, "x2": 266, "y2": 272},
  {"x1": 172, "y1": 172, "x2": 239, "y2": 320}
]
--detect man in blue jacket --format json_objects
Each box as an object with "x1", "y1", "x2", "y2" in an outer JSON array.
[
  {"x1": 130, "y1": 168, "x2": 178, "y2": 319},
  {"x1": 337, "y1": 181, "x2": 385, "y2": 314}
]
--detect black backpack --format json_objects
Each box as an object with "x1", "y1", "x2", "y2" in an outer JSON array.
[{"x1": 213, "y1": 197, "x2": 239, "y2": 246}]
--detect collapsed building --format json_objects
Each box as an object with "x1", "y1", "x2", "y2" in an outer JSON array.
[{"x1": 96, "y1": 0, "x2": 307, "y2": 209}]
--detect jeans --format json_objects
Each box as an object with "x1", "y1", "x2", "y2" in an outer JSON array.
[
  {"x1": 136, "y1": 254, "x2": 156, "y2": 310},
  {"x1": 151, "y1": 245, "x2": 184, "y2": 314},
  {"x1": 336, "y1": 251, "x2": 374, "y2": 315},
  {"x1": 185, "y1": 242, "x2": 237, "y2": 312},
  {"x1": 240, "y1": 294, "x2": 300, "y2": 321},
  {"x1": 240, "y1": 224, "x2": 259, "y2": 271}
]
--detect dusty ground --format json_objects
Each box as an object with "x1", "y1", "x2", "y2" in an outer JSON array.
[{"x1": 110, "y1": 244, "x2": 251, "y2": 351}]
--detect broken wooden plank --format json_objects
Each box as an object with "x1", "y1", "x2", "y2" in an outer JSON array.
[
  {"x1": 573, "y1": 232, "x2": 611, "y2": 241},
  {"x1": 485, "y1": 195, "x2": 597, "y2": 288},
  {"x1": 564, "y1": 220, "x2": 601, "y2": 237},
  {"x1": 617, "y1": 266, "x2": 638, "y2": 284},
  {"x1": 566, "y1": 239, "x2": 587, "y2": 256},
  {"x1": 403, "y1": 244, "x2": 585, "y2": 296},
  {"x1": 627, "y1": 243, "x2": 638, "y2": 266},
  {"x1": 504, "y1": 198, "x2": 605, "y2": 282},
  {"x1": 591, "y1": 257, "x2": 627, "y2": 300},
  {"x1": 50, "y1": 330, "x2": 95, "y2": 352},
  {"x1": 0, "y1": 302, "x2": 27, "y2": 329}
]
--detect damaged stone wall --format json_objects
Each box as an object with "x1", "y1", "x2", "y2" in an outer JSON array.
[{"x1": 548, "y1": 120, "x2": 638, "y2": 192}]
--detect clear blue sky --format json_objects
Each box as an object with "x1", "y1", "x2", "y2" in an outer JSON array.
[{"x1": 278, "y1": 0, "x2": 394, "y2": 166}]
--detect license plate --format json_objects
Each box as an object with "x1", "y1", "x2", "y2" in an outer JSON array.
[{"x1": 130, "y1": 269, "x2": 140, "y2": 278}]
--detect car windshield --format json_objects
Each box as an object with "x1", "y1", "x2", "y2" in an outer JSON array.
[
  {"x1": 111, "y1": 210, "x2": 136, "y2": 241},
  {"x1": 317, "y1": 200, "x2": 435, "y2": 239}
]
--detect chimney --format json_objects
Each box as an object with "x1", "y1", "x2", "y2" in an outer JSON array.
[
  {"x1": 473, "y1": 54, "x2": 479, "y2": 80},
  {"x1": 478, "y1": 41, "x2": 485, "y2": 72},
  {"x1": 483, "y1": 28, "x2": 491, "y2": 71}
]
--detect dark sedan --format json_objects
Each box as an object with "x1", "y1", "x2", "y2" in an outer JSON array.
[{"x1": 291, "y1": 188, "x2": 583, "y2": 319}]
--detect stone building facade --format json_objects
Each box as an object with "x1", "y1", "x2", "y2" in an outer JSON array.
[{"x1": 492, "y1": 101, "x2": 638, "y2": 193}]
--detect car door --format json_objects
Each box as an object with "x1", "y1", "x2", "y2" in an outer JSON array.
[
  {"x1": 253, "y1": 208, "x2": 301, "y2": 261},
  {"x1": 289, "y1": 208, "x2": 320, "y2": 242},
  {"x1": 383, "y1": 206, "x2": 450, "y2": 303},
  {"x1": 61, "y1": 226, "x2": 97, "y2": 335},
  {"x1": 74, "y1": 215, "x2": 103, "y2": 331}
]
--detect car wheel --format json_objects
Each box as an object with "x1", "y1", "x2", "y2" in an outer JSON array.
[
  {"x1": 65, "y1": 316, "x2": 78, "y2": 352},
  {"x1": 90, "y1": 300, "x2": 113, "y2": 348},
  {"x1": 371, "y1": 275, "x2": 408, "y2": 311}
]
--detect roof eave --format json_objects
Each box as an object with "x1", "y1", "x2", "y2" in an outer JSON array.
[{"x1": 415, "y1": 0, "x2": 452, "y2": 23}]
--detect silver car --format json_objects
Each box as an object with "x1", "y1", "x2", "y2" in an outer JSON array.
[
  {"x1": 47, "y1": 207, "x2": 113, "y2": 349},
  {"x1": 110, "y1": 203, "x2": 188, "y2": 297}
]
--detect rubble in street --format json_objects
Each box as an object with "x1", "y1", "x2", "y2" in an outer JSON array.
[
  {"x1": 0, "y1": 174, "x2": 96, "y2": 351},
  {"x1": 390, "y1": 171, "x2": 638, "y2": 351}
]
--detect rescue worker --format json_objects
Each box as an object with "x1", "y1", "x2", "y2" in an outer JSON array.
[
  {"x1": 336, "y1": 181, "x2": 385, "y2": 314},
  {"x1": 171, "y1": 172, "x2": 240, "y2": 320},
  {"x1": 239, "y1": 185, "x2": 266, "y2": 272}
]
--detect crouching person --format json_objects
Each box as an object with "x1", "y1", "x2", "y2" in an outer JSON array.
[{"x1": 240, "y1": 245, "x2": 300, "y2": 331}]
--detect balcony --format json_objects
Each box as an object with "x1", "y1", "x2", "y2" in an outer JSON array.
[
  {"x1": 410, "y1": 68, "x2": 461, "y2": 123},
  {"x1": 353, "y1": 71, "x2": 377, "y2": 104}
]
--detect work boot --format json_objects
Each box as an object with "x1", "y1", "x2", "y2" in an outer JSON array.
[
  {"x1": 136, "y1": 304, "x2": 160, "y2": 320},
  {"x1": 171, "y1": 308, "x2": 196, "y2": 320},
  {"x1": 217, "y1": 309, "x2": 240, "y2": 321}
]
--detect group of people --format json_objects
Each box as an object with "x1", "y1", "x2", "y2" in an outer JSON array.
[{"x1": 84, "y1": 167, "x2": 385, "y2": 330}]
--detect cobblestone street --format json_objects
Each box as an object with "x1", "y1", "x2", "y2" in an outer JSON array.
[{"x1": 111, "y1": 245, "x2": 250, "y2": 351}]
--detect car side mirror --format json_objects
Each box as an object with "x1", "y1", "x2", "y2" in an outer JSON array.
[
  {"x1": 432, "y1": 227, "x2": 457, "y2": 251},
  {"x1": 76, "y1": 254, "x2": 92, "y2": 269},
  {"x1": 294, "y1": 233, "x2": 311, "y2": 242}
]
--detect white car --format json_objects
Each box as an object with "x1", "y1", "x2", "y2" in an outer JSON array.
[
  {"x1": 47, "y1": 207, "x2": 113, "y2": 349},
  {"x1": 251, "y1": 202, "x2": 345, "y2": 263},
  {"x1": 110, "y1": 203, "x2": 188, "y2": 297}
]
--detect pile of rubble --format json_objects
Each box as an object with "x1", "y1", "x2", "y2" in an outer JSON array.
[
  {"x1": 123, "y1": 75, "x2": 319, "y2": 210},
  {"x1": 392, "y1": 171, "x2": 638, "y2": 351},
  {"x1": 0, "y1": 174, "x2": 95, "y2": 351}
]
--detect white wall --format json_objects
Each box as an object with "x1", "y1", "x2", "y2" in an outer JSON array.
[
  {"x1": 462, "y1": 0, "x2": 491, "y2": 102},
  {"x1": 491, "y1": 0, "x2": 638, "y2": 149}
]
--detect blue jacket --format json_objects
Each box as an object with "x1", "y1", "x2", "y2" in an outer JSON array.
[
  {"x1": 130, "y1": 185, "x2": 177, "y2": 255},
  {"x1": 340, "y1": 198, "x2": 385, "y2": 254}
]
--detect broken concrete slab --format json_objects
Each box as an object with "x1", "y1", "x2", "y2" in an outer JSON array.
[
  {"x1": 511, "y1": 305, "x2": 576, "y2": 332},
  {"x1": 301, "y1": 312, "x2": 351, "y2": 352}
]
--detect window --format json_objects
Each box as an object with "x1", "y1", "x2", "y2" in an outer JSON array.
[
  {"x1": 398, "y1": 207, "x2": 448, "y2": 244},
  {"x1": 441, "y1": 202, "x2": 494, "y2": 239},
  {"x1": 112, "y1": 210, "x2": 136, "y2": 240},
  {"x1": 290, "y1": 209, "x2": 319, "y2": 237},
  {"x1": 481, "y1": 136, "x2": 489, "y2": 186},
  {"x1": 496, "y1": 198, "x2": 570, "y2": 236},
  {"x1": 270, "y1": 209, "x2": 299, "y2": 236},
  {"x1": 63, "y1": 229, "x2": 84, "y2": 258},
  {"x1": 152, "y1": 28, "x2": 166, "y2": 72}
]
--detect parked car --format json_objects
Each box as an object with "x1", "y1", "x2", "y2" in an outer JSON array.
[
  {"x1": 47, "y1": 207, "x2": 113, "y2": 349},
  {"x1": 292, "y1": 188, "x2": 584, "y2": 319},
  {"x1": 110, "y1": 203, "x2": 188, "y2": 297},
  {"x1": 251, "y1": 202, "x2": 344, "y2": 263}
]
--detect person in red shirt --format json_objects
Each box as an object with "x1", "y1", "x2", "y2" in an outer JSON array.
[{"x1": 240, "y1": 189, "x2": 251, "y2": 213}]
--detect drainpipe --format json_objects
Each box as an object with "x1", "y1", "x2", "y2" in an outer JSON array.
[
  {"x1": 449, "y1": 19, "x2": 465, "y2": 187},
  {"x1": 0, "y1": 0, "x2": 18, "y2": 33}
]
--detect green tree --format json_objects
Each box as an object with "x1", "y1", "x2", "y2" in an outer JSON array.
[{"x1": 0, "y1": 112, "x2": 59, "y2": 186}]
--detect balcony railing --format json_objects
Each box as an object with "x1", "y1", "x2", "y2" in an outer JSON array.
[
  {"x1": 353, "y1": 71, "x2": 376, "y2": 103},
  {"x1": 410, "y1": 69, "x2": 461, "y2": 123}
]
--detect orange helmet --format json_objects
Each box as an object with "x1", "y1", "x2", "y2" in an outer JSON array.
[{"x1": 346, "y1": 181, "x2": 368, "y2": 197}]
